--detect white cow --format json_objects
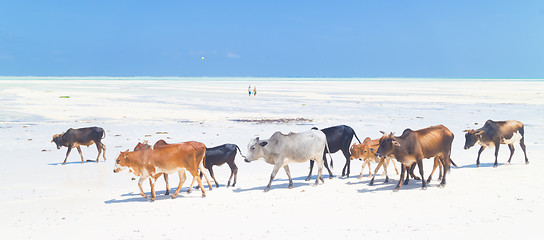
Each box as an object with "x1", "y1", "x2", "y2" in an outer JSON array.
[{"x1": 244, "y1": 129, "x2": 330, "y2": 192}]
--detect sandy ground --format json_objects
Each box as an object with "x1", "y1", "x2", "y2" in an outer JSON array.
[{"x1": 0, "y1": 78, "x2": 543, "y2": 239}]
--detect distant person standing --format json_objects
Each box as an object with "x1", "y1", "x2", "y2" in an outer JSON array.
[
  {"x1": 248, "y1": 85, "x2": 252, "y2": 96},
  {"x1": 253, "y1": 86, "x2": 257, "y2": 96}
]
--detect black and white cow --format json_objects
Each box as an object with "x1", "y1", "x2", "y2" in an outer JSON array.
[
  {"x1": 464, "y1": 120, "x2": 529, "y2": 167},
  {"x1": 51, "y1": 127, "x2": 106, "y2": 165},
  {"x1": 306, "y1": 125, "x2": 361, "y2": 179},
  {"x1": 244, "y1": 129, "x2": 330, "y2": 192}
]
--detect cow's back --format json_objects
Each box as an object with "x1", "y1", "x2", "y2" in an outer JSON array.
[
  {"x1": 272, "y1": 130, "x2": 326, "y2": 162},
  {"x1": 412, "y1": 125, "x2": 454, "y2": 158},
  {"x1": 151, "y1": 142, "x2": 205, "y2": 173}
]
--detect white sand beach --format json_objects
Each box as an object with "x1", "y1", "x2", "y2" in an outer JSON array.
[{"x1": 1, "y1": 78, "x2": 543, "y2": 239}]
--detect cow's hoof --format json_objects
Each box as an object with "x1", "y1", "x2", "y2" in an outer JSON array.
[
  {"x1": 413, "y1": 176, "x2": 421, "y2": 180},
  {"x1": 209, "y1": 187, "x2": 213, "y2": 191},
  {"x1": 439, "y1": 183, "x2": 446, "y2": 188},
  {"x1": 329, "y1": 175, "x2": 334, "y2": 179},
  {"x1": 264, "y1": 187, "x2": 270, "y2": 192},
  {"x1": 505, "y1": 162, "x2": 510, "y2": 166},
  {"x1": 476, "y1": 164, "x2": 480, "y2": 167},
  {"x1": 369, "y1": 181, "x2": 374, "y2": 186},
  {"x1": 201, "y1": 195, "x2": 206, "y2": 198},
  {"x1": 421, "y1": 186, "x2": 427, "y2": 190},
  {"x1": 288, "y1": 184, "x2": 293, "y2": 189},
  {"x1": 525, "y1": 161, "x2": 529, "y2": 165},
  {"x1": 165, "y1": 192, "x2": 170, "y2": 196},
  {"x1": 493, "y1": 164, "x2": 498, "y2": 168},
  {"x1": 393, "y1": 188, "x2": 400, "y2": 192},
  {"x1": 426, "y1": 179, "x2": 431, "y2": 184},
  {"x1": 384, "y1": 179, "x2": 389, "y2": 184},
  {"x1": 304, "y1": 177, "x2": 311, "y2": 181},
  {"x1": 187, "y1": 189, "x2": 192, "y2": 194}
]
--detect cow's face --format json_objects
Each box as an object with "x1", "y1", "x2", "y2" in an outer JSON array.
[
  {"x1": 51, "y1": 134, "x2": 63, "y2": 149},
  {"x1": 463, "y1": 129, "x2": 483, "y2": 150},
  {"x1": 244, "y1": 137, "x2": 267, "y2": 163},
  {"x1": 349, "y1": 143, "x2": 360, "y2": 160},
  {"x1": 113, "y1": 150, "x2": 131, "y2": 173},
  {"x1": 376, "y1": 133, "x2": 399, "y2": 158}
]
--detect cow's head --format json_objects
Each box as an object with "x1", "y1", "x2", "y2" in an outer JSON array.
[
  {"x1": 51, "y1": 133, "x2": 64, "y2": 149},
  {"x1": 463, "y1": 129, "x2": 484, "y2": 150},
  {"x1": 113, "y1": 150, "x2": 131, "y2": 173},
  {"x1": 349, "y1": 143, "x2": 361, "y2": 160},
  {"x1": 244, "y1": 137, "x2": 268, "y2": 163},
  {"x1": 376, "y1": 132, "x2": 399, "y2": 158}
]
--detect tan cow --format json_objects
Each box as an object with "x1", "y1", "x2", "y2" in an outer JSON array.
[
  {"x1": 114, "y1": 141, "x2": 207, "y2": 200},
  {"x1": 350, "y1": 137, "x2": 399, "y2": 185}
]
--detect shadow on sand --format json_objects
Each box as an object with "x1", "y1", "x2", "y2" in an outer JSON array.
[{"x1": 48, "y1": 159, "x2": 100, "y2": 166}]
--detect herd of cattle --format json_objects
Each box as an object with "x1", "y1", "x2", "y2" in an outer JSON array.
[{"x1": 51, "y1": 120, "x2": 530, "y2": 201}]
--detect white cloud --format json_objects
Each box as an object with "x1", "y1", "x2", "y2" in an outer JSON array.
[{"x1": 226, "y1": 51, "x2": 240, "y2": 59}]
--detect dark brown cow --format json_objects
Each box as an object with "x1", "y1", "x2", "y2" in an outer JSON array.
[
  {"x1": 114, "y1": 141, "x2": 207, "y2": 200},
  {"x1": 51, "y1": 127, "x2": 106, "y2": 165},
  {"x1": 376, "y1": 125, "x2": 454, "y2": 191},
  {"x1": 464, "y1": 120, "x2": 529, "y2": 167}
]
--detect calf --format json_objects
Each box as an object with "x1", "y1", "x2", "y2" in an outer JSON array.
[
  {"x1": 200, "y1": 144, "x2": 244, "y2": 188},
  {"x1": 349, "y1": 137, "x2": 399, "y2": 185},
  {"x1": 306, "y1": 125, "x2": 361, "y2": 180},
  {"x1": 464, "y1": 120, "x2": 529, "y2": 167},
  {"x1": 114, "y1": 141, "x2": 207, "y2": 200},
  {"x1": 51, "y1": 127, "x2": 106, "y2": 165},
  {"x1": 245, "y1": 130, "x2": 330, "y2": 192},
  {"x1": 376, "y1": 125, "x2": 454, "y2": 191}
]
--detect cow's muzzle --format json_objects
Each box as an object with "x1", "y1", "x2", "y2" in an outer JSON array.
[
  {"x1": 113, "y1": 168, "x2": 120, "y2": 173},
  {"x1": 57, "y1": 146, "x2": 61, "y2": 150},
  {"x1": 244, "y1": 158, "x2": 251, "y2": 163}
]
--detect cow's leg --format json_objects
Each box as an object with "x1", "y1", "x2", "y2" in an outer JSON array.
[
  {"x1": 163, "y1": 173, "x2": 169, "y2": 195},
  {"x1": 394, "y1": 164, "x2": 405, "y2": 192},
  {"x1": 172, "y1": 171, "x2": 187, "y2": 199},
  {"x1": 75, "y1": 146, "x2": 85, "y2": 163},
  {"x1": 369, "y1": 158, "x2": 384, "y2": 185},
  {"x1": 506, "y1": 144, "x2": 515, "y2": 165},
  {"x1": 305, "y1": 160, "x2": 315, "y2": 181},
  {"x1": 283, "y1": 165, "x2": 294, "y2": 189},
  {"x1": 476, "y1": 146, "x2": 485, "y2": 167},
  {"x1": 101, "y1": 143, "x2": 107, "y2": 160},
  {"x1": 390, "y1": 158, "x2": 400, "y2": 175},
  {"x1": 322, "y1": 152, "x2": 334, "y2": 179},
  {"x1": 208, "y1": 166, "x2": 220, "y2": 188},
  {"x1": 427, "y1": 156, "x2": 440, "y2": 184},
  {"x1": 265, "y1": 163, "x2": 282, "y2": 192},
  {"x1": 520, "y1": 138, "x2": 529, "y2": 164},
  {"x1": 315, "y1": 158, "x2": 325, "y2": 185},
  {"x1": 417, "y1": 159, "x2": 426, "y2": 190},
  {"x1": 62, "y1": 145, "x2": 74, "y2": 165},
  {"x1": 95, "y1": 143, "x2": 102, "y2": 162},
  {"x1": 382, "y1": 158, "x2": 389, "y2": 183},
  {"x1": 227, "y1": 162, "x2": 238, "y2": 187},
  {"x1": 149, "y1": 178, "x2": 156, "y2": 201},
  {"x1": 439, "y1": 154, "x2": 449, "y2": 187},
  {"x1": 493, "y1": 144, "x2": 500, "y2": 168},
  {"x1": 199, "y1": 166, "x2": 213, "y2": 190},
  {"x1": 409, "y1": 163, "x2": 420, "y2": 180},
  {"x1": 138, "y1": 177, "x2": 148, "y2": 199},
  {"x1": 404, "y1": 163, "x2": 414, "y2": 185},
  {"x1": 192, "y1": 170, "x2": 207, "y2": 198},
  {"x1": 341, "y1": 148, "x2": 351, "y2": 178},
  {"x1": 359, "y1": 159, "x2": 370, "y2": 179}
]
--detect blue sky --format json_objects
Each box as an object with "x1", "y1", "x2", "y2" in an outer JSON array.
[{"x1": 1, "y1": 1, "x2": 543, "y2": 78}]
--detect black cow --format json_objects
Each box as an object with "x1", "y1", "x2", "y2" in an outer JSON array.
[
  {"x1": 306, "y1": 125, "x2": 361, "y2": 180},
  {"x1": 464, "y1": 120, "x2": 529, "y2": 167},
  {"x1": 51, "y1": 127, "x2": 106, "y2": 165},
  {"x1": 199, "y1": 144, "x2": 244, "y2": 188}
]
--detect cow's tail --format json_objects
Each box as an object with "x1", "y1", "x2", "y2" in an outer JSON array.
[
  {"x1": 450, "y1": 158, "x2": 458, "y2": 168},
  {"x1": 352, "y1": 128, "x2": 362, "y2": 144},
  {"x1": 325, "y1": 139, "x2": 333, "y2": 168},
  {"x1": 102, "y1": 130, "x2": 106, "y2": 139},
  {"x1": 234, "y1": 144, "x2": 246, "y2": 159}
]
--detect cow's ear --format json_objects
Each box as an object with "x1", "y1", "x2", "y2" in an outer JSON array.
[
  {"x1": 256, "y1": 137, "x2": 260, "y2": 141},
  {"x1": 392, "y1": 140, "x2": 401, "y2": 147},
  {"x1": 380, "y1": 131, "x2": 386, "y2": 135},
  {"x1": 475, "y1": 130, "x2": 484, "y2": 136},
  {"x1": 259, "y1": 141, "x2": 268, "y2": 147}
]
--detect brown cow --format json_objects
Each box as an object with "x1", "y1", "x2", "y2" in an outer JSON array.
[
  {"x1": 349, "y1": 137, "x2": 399, "y2": 185},
  {"x1": 464, "y1": 120, "x2": 529, "y2": 167},
  {"x1": 51, "y1": 127, "x2": 106, "y2": 165},
  {"x1": 114, "y1": 141, "x2": 207, "y2": 200},
  {"x1": 376, "y1": 125, "x2": 454, "y2": 191}
]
